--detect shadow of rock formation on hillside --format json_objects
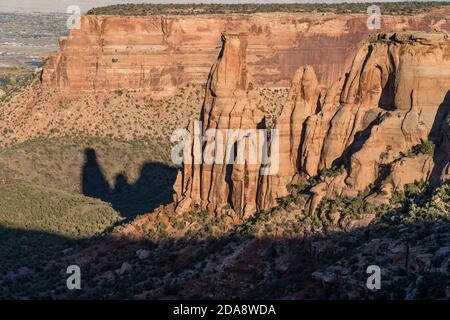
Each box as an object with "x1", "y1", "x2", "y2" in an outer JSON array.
[
  {"x1": 1, "y1": 214, "x2": 449, "y2": 299},
  {"x1": 81, "y1": 148, "x2": 177, "y2": 220}
]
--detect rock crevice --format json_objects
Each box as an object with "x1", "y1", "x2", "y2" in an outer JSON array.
[
  {"x1": 42, "y1": 11, "x2": 450, "y2": 97},
  {"x1": 175, "y1": 31, "x2": 450, "y2": 216}
]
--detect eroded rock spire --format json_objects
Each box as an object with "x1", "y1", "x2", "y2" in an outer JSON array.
[{"x1": 175, "y1": 31, "x2": 450, "y2": 217}]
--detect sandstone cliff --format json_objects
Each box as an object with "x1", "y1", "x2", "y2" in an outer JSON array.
[
  {"x1": 300, "y1": 32, "x2": 450, "y2": 209},
  {"x1": 175, "y1": 31, "x2": 450, "y2": 216},
  {"x1": 42, "y1": 10, "x2": 450, "y2": 97},
  {"x1": 174, "y1": 32, "x2": 266, "y2": 220}
]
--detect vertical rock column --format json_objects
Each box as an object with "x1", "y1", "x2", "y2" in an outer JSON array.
[
  {"x1": 257, "y1": 66, "x2": 321, "y2": 210},
  {"x1": 174, "y1": 32, "x2": 265, "y2": 219}
]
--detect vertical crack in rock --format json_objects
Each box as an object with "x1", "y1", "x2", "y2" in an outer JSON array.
[
  {"x1": 175, "y1": 31, "x2": 450, "y2": 218},
  {"x1": 175, "y1": 32, "x2": 266, "y2": 220}
]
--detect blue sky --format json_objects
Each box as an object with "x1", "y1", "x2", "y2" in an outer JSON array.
[{"x1": 0, "y1": 0, "x2": 448, "y2": 14}]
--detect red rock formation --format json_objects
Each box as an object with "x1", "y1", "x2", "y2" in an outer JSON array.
[
  {"x1": 312, "y1": 33, "x2": 450, "y2": 197},
  {"x1": 299, "y1": 32, "x2": 450, "y2": 209},
  {"x1": 43, "y1": 10, "x2": 450, "y2": 97},
  {"x1": 176, "y1": 31, "x2": 450, "y2": 216},
  {"x1": 257, "y1": 66, "x2": 321, "y2": 209},
  {"x1": 174, "y1": 32, "x2": 266, "y2": 219}
]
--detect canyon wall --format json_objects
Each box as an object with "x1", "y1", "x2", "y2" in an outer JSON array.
[
  {"x1": 42, "y1": 9, "x2": 450, "y2": 97},
  {"x1": 174, "y1": 31, "x2": 450, "y2": 217}
]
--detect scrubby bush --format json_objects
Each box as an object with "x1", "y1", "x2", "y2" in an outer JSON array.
[
  {"x1": 319, "y1": 165, "x2": 344, "y2": 178},
  {"x1": 87, "y1": 2, "x2": 450, "y2": 16},
  {"x1": 413, "y1": 141, "x2": 435, "y2": 156}
]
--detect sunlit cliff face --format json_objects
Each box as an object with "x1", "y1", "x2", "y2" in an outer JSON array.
[
  {"x1": 42, "y1": 9, "x2": 450, "y2": 98},
  {"x1": 175, "y1": 31, "x2": 450, "y2": 217}
]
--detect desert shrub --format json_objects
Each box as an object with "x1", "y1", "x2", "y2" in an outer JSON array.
[
  {"x1": 413, "y1": 141, "x2": 435, "y2": 156},
  {"x1": 319, "y1": 165, "x2": 344, "y2": 178},
  {"x1": 86, "y1": 2, "x2": 450, "y2": 16}
]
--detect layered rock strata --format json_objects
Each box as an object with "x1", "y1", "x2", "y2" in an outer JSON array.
[
  {"x1": 173, "y1": 32, "x2": 266, "y2": 219},
  {"x1": 42, "y1": 10, "x2": 450, "y2": 97},
  {"x1": 300, "y1": 32, "x2": 450, "y2": 207},
  {"x1": 175, "y1": 31, "x2": 450, "y2": 216}
]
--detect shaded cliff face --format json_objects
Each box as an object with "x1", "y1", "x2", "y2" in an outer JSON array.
[
  {"x1": 42, "y1": 10, "x2": 450, "y2": 97},
  {"x1": 175, "y1": 31, "x2": 450, "y2": 217}
]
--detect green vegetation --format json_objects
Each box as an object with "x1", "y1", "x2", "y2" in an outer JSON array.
[
  {"x1": 0, "y1": 136, "x2": 174, "y2": 193},
  {"x1": 396, "y1": 140, "x2": 437, "y2": 159},
  {"x1": 410, "y1": 140, "x2": 436, "y2": 156},
  {"x1": 282, "y1": 172, "x2": 450, "y2": 235},
  {"x1": 318, "y1": 187, "x2": 376, "y2": 220},
  {"x1": 318, "y1": 165, "x2": 345, "y2": 178},
  {"x1": 0, "y1": 181, "x2": 121, "y2": 299},
  {"x1": 0, "y1": 72, "x2": 35, "y2": 100},
  {"x1": 0, "y1": 135, "x2": 180, "y2": 299},
  {"x1": 0, "y1": 62, "x2": 448, "y2": 299},
  {"x1": 286, "y1": 165, "x2": 344, "y2": 200},
  {"x1": 0, "y1": 153, "x2": 448, "y2": 299},
  {"x1": 380, "y1": 144, "x2": 392, "y2": 161},
  {"x1": 0, "y1": 183, "x2": 121, "y2": 238},
  {"x1": 387, "y1": 181, "x2": 450, "y2": 224},
  {"x1": 87, "y1": 2, "x2": 450, "y2": 16}
]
